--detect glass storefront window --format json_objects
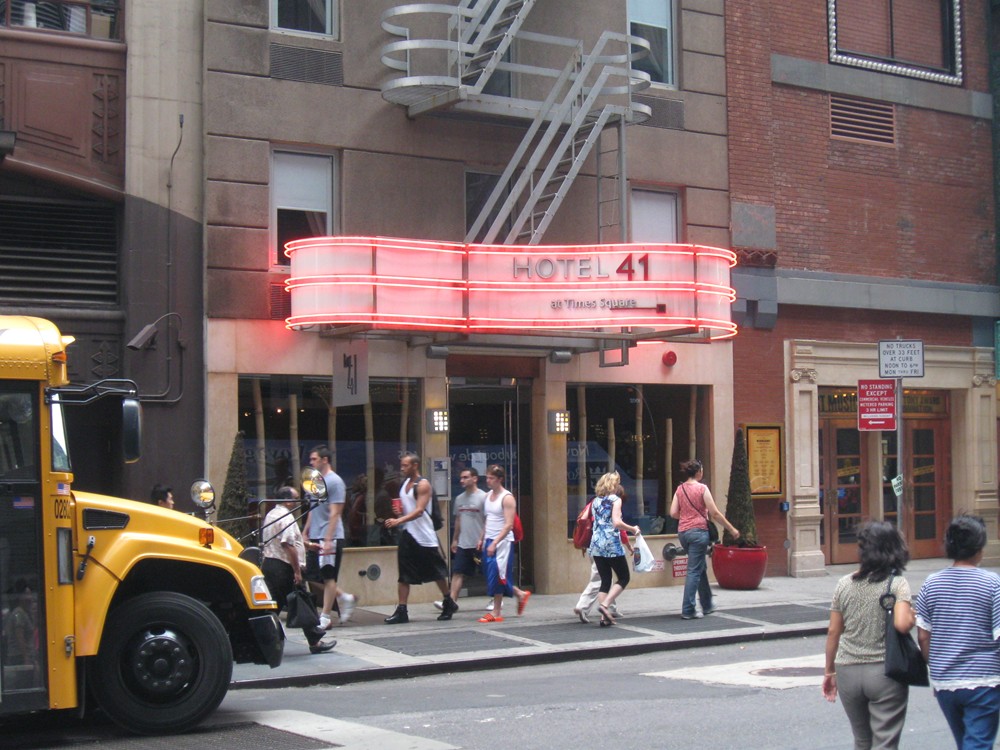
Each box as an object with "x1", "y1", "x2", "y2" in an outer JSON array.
[
  {"x1": 237, "y1": 375, "x2": 421, "y2": 548},
  {"x1": 563, "y1": 383, "x2": 708, "y2": 537}
]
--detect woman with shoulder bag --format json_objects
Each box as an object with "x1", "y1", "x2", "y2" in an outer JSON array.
[
  {"x1": 822, "y1": 521, "x2": 915, "y2": 749},
  {"x1": 668, "y1": 459, "x2": 739, "y2": 619},
  {"x1": 588, "y1": 472, "x2": 640, "y2": 626}
]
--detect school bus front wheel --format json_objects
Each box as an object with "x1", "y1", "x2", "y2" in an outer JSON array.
[{"x1": 88, "y1": 592, "x2": 233, "y2": 735}]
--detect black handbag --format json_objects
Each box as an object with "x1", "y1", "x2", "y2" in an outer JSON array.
[
  {"x1": 286, "y1": 586, "x2": 320, "y2": 629},
  {"x1": 880, "y1": 575, "x2": 928, "y2": 686}
]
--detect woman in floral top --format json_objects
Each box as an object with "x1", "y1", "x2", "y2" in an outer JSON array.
[{"x1": 588, "y1": 471, "x2": 640, "y2": 626}]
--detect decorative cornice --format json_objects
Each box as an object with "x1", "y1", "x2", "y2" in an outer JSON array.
[{"x1": 972, "y1": 374, "x2": 997, "y2": 388}]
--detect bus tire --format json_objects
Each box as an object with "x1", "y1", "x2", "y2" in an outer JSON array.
[{"x1": 89, "y1": 591, "x2": 233, "y2": 735}]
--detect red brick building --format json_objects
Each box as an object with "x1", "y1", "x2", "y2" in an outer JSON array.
[{"x1": 726, "y1": 0, "x2": 998, "y2": 575}]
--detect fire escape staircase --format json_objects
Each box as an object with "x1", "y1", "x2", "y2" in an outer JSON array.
[{"x1": 381, "y1": 0, "x2": 652, "y2": 245}]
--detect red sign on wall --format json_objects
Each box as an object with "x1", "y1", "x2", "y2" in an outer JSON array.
[{"x1": 858, "y1": 379, "x2": 897, "y2": 431}]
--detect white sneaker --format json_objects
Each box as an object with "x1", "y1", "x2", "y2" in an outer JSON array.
[
  {"x1": 485, "y1": 599, "x2": 504, "y2": 610},
  {"x1": 318, "y1": 614, "x2": 333, "y2": 630},
  {"x1": 338, "y1": 594, "x2": 356, "y2": 625},
  {"x1": 433, "y1": 600, "x2": 444, "y2": 611},
  {"x1": 574, "y1": 607, "x2": 590, "y2": 624}
]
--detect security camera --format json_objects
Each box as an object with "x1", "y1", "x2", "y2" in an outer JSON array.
[{"x1": 126, "y1": 323, "x2": 159, "y2": 351}]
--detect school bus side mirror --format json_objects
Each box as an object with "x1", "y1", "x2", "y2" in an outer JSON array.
[{"x1": 122, "y1": 398, "x2": 142, "y2": 464}]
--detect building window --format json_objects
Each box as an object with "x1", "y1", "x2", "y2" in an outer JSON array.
[
  {"x1": 630, "y1": 189, "x2": 678, "y2": 242},
  {"x1": 828, "y1": 0, "x2": 962, "y2": 85},
  {"x1": 0, "y1": 0, "x2": 121, "y2": 40},
  {"x1": 563, "y1": 384, "x2": 711, "y2": 537},
  {"x1": 271, "y1": 0, "x2": 337, "y2": 37},
  {"x1": 272, "y1": 151, "x2": 335, "y2": 267},
  {"x1": 238, "y1": 376, "x2": 421, "y2": 548},
  {"x1": 627, "y1": 0, "x2": 674, "y2": 87}
]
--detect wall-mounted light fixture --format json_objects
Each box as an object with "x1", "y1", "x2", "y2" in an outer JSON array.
[
  {"x1": 425, "y1": 408, "x2": 449, "y2": 433},
  {"x1": 426, "y1": 345, "x2": 449, "y2": 359},
  {"x1": 549, "y1": 350, "x2": 572, "y2": 364},
  {"x1": 547, "y1": 410, "x2": 570, "y2": 434}
]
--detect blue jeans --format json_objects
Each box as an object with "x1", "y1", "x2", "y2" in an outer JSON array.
[
  {"x1": 678, "y1": 528, "x2": 712, "y2": 616},
  {"x1": 935, "y1": 685, "x2": 1000, "y2": 750}
]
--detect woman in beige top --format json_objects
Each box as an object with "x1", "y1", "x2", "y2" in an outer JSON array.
[{"x1": 823, "y1": 521, "x2": 916, "y2": 749}]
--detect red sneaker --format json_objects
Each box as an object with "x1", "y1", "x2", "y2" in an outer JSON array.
[{"x1": 517, "y1": 591, "x2": 532, "y2": 616}]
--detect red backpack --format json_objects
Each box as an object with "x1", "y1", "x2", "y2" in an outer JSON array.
[{"x1": 572, "y1": 500, "x2": 594, "y2": 549}]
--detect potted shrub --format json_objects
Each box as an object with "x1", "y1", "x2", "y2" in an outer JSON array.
[{"x1": 712, "y1": 427, "x2": 768, "y2": 589}]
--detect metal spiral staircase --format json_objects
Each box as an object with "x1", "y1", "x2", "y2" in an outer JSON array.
[{"x1": 381, "y1": 0, "x2": 652, "y2": 245}]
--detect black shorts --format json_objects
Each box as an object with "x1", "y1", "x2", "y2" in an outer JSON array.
[
  {"x1": 397, "y1": 530, "x2": 448, "y2": 585},
  {"x1": 305, "y1": 538, "x2": 344, "y2": 583},
  {"x1": 451, "y1": 546, "x2": 479, "y2": 577}
]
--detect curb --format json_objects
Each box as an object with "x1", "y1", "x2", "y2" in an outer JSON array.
[{"x1": 230, "y1": 623, "x2": 829, "y2": 690}]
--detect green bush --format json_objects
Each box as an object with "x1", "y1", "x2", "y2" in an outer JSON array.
[{"x1": 723, "y1": 427, "x2": 758, "y2": 546}]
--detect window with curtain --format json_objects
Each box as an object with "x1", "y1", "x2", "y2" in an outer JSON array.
[
  {"x1": 272, "y1": 151, "x2": 336, "y2": 266},
  {"x1": 627, "y1": 0, "x2": 674, "y2": 86},
  {"x1": 272, "y1": 0, "x2": 336, "y2": 37}
]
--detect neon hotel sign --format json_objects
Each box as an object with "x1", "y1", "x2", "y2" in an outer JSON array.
[{"x1": 285, "y1": 236, "x2": 737, "y2": 340}]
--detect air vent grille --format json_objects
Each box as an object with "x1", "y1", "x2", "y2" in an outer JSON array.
[
  {"x1": 830, "y1": 95, "x2": 895, "y2": 145},
  {"x1": 271, "y1": 283, "x2": 291, "y2": 321},
  {"x1": 0, "y1": 199, "x2": 118, "y2": 306},
  {"x1": 82, "y1": 508, "x2": 130, "y2": 530},
  {"x1": 270, "y1": 44, "x2": 344, "y2": 86}
]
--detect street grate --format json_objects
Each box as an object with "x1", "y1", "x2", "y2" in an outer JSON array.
[
  {"x1": 358, "y1": 629, "x2": 521, "y2": 656},
  {"x1": 623, "y1": 614, "x2": 745, "y2": 634},
  {"x1": 497, "y1": 622, "x2": 644, "y2": 644},
  {"x1": 722, "y1": 603, "x2": 830, "y2": 625}
]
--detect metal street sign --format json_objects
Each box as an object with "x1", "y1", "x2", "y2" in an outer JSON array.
[
  {"x1": 858, "y1": 379, "x2": 897, "y2": 431},
  {"x1": 879, "y1": 339, "x2": 924, "y2": 378}
]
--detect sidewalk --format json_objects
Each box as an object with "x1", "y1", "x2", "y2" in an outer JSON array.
[{"x1": 231, "y1": 558, "x2": 966, "y2": 690}]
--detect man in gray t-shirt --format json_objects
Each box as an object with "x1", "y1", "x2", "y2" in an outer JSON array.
[{"x1": 436, "y1": 467, "x2": 486, "y2": 620}]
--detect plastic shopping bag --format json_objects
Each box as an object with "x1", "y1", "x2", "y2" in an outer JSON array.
[{"x1": 632, "y1": 533, "x2": 655, "y2": 573}]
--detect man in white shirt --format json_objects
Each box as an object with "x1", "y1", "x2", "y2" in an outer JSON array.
[
  {"x1": 383, "y1": 452, "x2": 453, "y2": 623},
  {"x1": 261, "y1": 487, "x2": 335, "y2": 654},
  {"x1": 305, "y1": 445, "x2": 357, "y2": 629}
]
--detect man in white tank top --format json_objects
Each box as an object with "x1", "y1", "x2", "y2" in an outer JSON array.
[{"x1": 383, "y1": 452, "x2": 453, "y2": 624}]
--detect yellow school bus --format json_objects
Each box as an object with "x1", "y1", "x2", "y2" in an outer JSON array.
[{"x1": 0, "y1": 316, "x2": 283, "y2": 734}]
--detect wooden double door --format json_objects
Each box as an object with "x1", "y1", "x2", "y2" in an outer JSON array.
[{"x1": 819, "y1": 418, "x2": 949, "y2": 564}]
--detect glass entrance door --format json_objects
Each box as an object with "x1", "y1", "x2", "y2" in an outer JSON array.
[
  {"x1": 881, "y1": 421, "x2": 949, "y2": 558},
  {"x1": 447, "y1": 378, "x2": 532, "y2": 590},
  {"x1": 819, "y1": 420, "x2": 869, "y2": 564}
]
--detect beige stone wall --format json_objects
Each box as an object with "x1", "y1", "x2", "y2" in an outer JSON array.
[
  {"x1": 785, "y1": 340, "x2": 1000, "y2": 574},
  {"x1": 125, "y1": 0, "x2": 203, "y2": 220}
]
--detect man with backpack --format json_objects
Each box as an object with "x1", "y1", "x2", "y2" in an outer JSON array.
[{"x1": 383, "y1": 452, "x2": 454, "y2": 623}]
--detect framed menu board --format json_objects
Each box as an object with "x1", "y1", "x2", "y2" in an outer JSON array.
[{"x1": 745, "y1": 424, "x2": 783, "y2": 498}]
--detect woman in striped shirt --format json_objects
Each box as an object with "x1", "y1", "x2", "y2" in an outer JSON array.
[{"x1": 916, "y1": 515, "x2": 1000, "y2": 750}]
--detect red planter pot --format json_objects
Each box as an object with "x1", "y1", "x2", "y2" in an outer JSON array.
[{"x1": 712, "y1": 544, "x2": 768, "y2": 590}]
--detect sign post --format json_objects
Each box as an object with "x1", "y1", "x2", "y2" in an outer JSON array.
[{"x1": 878, "y1": 340, "x2": 925, "y2": 537}]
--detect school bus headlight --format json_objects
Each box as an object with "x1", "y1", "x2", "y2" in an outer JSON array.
[
  {"x1": 250, "y1": 576, "x2": 274, "y2": 605},
  {"x1": 199, "y1": 527, "x2": 214, "y2": 547}
]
